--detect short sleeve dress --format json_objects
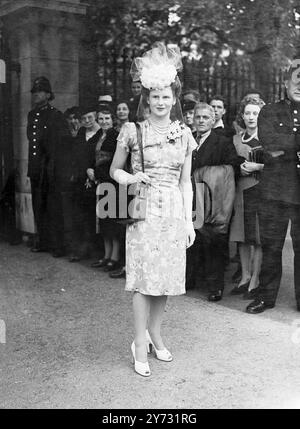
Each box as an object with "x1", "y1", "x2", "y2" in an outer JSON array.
[{"x1": 117, "y1": 120, "x2": 197, "y2": 296}]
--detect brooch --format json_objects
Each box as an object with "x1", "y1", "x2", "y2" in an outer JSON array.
[{"x1": 167, "y1": 121, "x2": 185, "y2": 144}]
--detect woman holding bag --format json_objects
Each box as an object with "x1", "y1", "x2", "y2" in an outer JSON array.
[
  {"x1": 110, "y1": 42, "x2": 196, "y2": 377},
  {"x1": 229, "y1": 96, "x2": 265, "y2": 298},
  {"x1": 87, "y1": 107, "x2": 122, "y2": 272}
]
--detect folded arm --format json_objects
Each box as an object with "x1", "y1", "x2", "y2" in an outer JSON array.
[{"x1": 258, "y1": 104, "x2": 295, "y2": 160}]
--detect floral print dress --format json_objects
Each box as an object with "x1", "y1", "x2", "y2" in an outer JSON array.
[{"x1": 118, "y1": 120, "x2": 197, "y2": 296}]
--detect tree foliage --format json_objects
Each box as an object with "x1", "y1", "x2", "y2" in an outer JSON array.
[{"x1": 86, "y1": 0, "x2": 300, "y2": 67}]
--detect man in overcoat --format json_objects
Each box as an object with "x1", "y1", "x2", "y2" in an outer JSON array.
[{"x1": 186, "y1": 103, "x2": 241, "y2": 301}]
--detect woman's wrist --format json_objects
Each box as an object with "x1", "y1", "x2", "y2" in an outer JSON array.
[{"x1": 112, "y1": 168, "x2": 134, "y2": 185}]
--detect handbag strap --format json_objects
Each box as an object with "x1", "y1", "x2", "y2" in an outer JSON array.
[{"x1": 136, "y1": 122, "x2": 145, "y2": 173}]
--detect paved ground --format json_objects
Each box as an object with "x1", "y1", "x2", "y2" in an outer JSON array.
[{"x1": 0, "y1": 234, "x2": 300, "y2": 409}]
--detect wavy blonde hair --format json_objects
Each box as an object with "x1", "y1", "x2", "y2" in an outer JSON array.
[{"x1": 236, "y1": 96, "x2": 265, "y2": 129}]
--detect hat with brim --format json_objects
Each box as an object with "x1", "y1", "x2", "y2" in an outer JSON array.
[
  {"x1": 182, "y1": 100, "x2": 196, "y2": 113},
  {"x1": 31, "y1": 76, "x2": 54, "y2": 101},
  {"x1": 79, "y1": 105, "x2": 98, "y2": 117},
  {"x1": 98, "y1": 95, "x2": 113, "y2": 103}
]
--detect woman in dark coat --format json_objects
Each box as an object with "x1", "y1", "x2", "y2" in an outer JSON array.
[
  {"x1": 229, "y1": 97, "x2": 265, "y2": 298},
  {"x1": 88, "y1": 107, "x2": 121, "y2": 272},
  {"x1": 69, "y1": 106, "x2": 102, "y2": 262}
]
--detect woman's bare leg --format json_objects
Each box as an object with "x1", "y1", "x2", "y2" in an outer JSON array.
[
  {"x1": 111, "y1": 237, "x2": 120, "y2": 262},
  {"x1": 132, "y1": 292, "x2": 151, "y2": 362},
  {"x1": 238, "y1": 243, "x2": 251, "y2": 286},
  {"x1": 148, "y1": 296, "x2": 168, "y2": 349},
  {"x1": 103, "y1": 238, "x2": 112, "y2": 259}
]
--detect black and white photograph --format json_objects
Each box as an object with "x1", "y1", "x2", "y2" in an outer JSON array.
[{"x1": 1, "y1": 0, "x2": 300, "y2": 413}]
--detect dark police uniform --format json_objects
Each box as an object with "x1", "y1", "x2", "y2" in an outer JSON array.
[
  {"x1": 27, "y1": 99, "x2": 69, "y2": 253},
  {"x1": 252, "y1": 98, "x2": 300, "y2": 309}
]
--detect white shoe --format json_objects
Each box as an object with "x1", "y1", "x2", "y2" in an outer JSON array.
[
  {"x1": 146, "y1": 330, "x2": 173, "y2": 362},
  {"x1": 131, "y1": 342, "x2": 151, "y2": 377}
]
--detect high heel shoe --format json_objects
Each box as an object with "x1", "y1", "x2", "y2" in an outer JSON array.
[
  {"x1": 146, "y1": 330, "x2": 173, "y2": 362},
  {"x1": 91, "y1": 258, "x2": 110, "y2": 268},
  {"x1": 103, "y1": 260, "x2": 120, "y2": 272},
  {"x1": 131, "y1": 342, "x2": 151, "y2": 377},
  {"x1": 230, "y1": 280, "x2": 250, "y2": 295}
]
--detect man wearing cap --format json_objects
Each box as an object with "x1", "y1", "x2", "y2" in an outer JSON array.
[
  {"x1": 27, "y1": 76, "x2": 68, "y2": 256},
  {"x1": 246, "y1": 61, "x2": 300, "y2": 313}
]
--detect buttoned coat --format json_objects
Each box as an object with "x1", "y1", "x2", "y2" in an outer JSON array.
[
  {"x1": 27, "y1": 103, "x2": 69, "y2": 188},
  {"x1": 258, "y1": 99, "x2": 300, "y2": 204}
]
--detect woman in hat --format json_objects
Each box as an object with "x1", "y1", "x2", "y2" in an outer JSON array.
[
  {"x1": 88, "y1": 107, "x2": 122, "y2": 272},
  {"x1": 69, "y1": 106, "x2": 102, "y2": 262},
  {"x1": 182, "y1": 100, "x2": 197, "y2": 133},
  {"x1": 110, "y1": 42, "x2": 196, "y2": 377}
]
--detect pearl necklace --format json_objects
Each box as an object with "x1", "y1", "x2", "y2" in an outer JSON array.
[
  {"x1": 242, "y1": 130, "x2": 258, "y2": 143},
  {"x1": 148, "y1": 118, "x2": 170, "y2": 136}
]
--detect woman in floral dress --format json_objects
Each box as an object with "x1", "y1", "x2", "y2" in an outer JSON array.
[{"x1": 110, "y1": 43, "x2": 196, "y2": 377}]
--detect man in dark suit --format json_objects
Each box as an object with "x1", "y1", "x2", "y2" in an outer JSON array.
[
  {"x1": 27, "y1": 76, "x2": 69, "y2": 256},
  {"x1": 209, "y1": 94, "x2": 235, "y2": 139},
  {"x1": 246, "y1": 62, "x2": 300, "y2": 313},
  {"x1": 186, "y1": 103, "x2": 241, "y2": 301}
]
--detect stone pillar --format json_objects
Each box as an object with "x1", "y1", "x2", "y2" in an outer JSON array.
[{"x1": 0, "y1": 0, "x2": 89, "y2": 233}]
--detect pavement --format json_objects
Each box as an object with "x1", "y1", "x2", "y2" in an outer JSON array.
[{"x1": 0, "y1": 234, "x2": 300, "y2": 409}]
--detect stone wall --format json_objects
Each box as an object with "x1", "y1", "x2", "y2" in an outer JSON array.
[{"x1": 0, "y1": 0, "x2": 95, "y2": 233}]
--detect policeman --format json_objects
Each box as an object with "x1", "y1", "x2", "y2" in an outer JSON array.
[
  {"x1": 27, "y1": 76, "x2": 68, "y2": 256},
  {"x1": 246, "y1": 61, "x2": 300, "y2": 313}
]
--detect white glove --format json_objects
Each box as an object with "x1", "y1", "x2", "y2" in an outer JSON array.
[{"x1": 185, "y1": 221, "x2": 195, "y2": 248}]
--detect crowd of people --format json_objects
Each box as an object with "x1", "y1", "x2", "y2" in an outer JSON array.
[
  {"x1": 26, "y1": 78, "x2": 143, "y2": 279},
  {"x1": 25, "y1": 64, "x2": 300, "y2": 299},
  {"x1": 20, "y1": 42, "x2": 300, "y2": 377}
]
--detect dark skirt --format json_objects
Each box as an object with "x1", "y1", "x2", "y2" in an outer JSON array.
[
  {"x1": 243, "y1": 184, "x2": 260, "y2": 245},
  {"x1": 98, "y1": 218, "x2": 124, "y2": 239}
]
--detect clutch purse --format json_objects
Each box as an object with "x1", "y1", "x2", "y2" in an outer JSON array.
[
  {"x1": 117, "y1": 123, "x2": 148, "y2": 225},
  {"x1": 249, "y1": 145, "x2": 264, "y2": 180}
]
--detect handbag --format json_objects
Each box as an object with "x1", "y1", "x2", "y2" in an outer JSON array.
[
  {"x1": 249, "y1": 145, "x2": 264, "y2": 180},
  {"x1": 117, "y1": 123, "x2": 148, "y2": 225}
]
